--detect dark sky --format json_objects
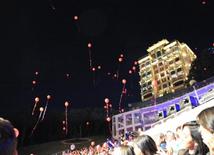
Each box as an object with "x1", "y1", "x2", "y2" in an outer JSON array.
[{"x1": 1, "y1": 0, "x2": 214, "y2": 115}]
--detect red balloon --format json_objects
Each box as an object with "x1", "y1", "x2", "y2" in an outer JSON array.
[
  {"x1": 134, "y1": 61, "x2": 138, "y2": 65},
  {"x1": 104, "y1": 98, "x2": 109, "y2": 104},
  {"x1": 132, "y1": 66, "x2": 136, "y2": 71},
  {"x1": 47, "y1": 95, "x2": 51, "y2": 100},
  {"x1": 35, "y1": 97, "x2": 40, "y2": 103},
  {"x1": 120, "y1": 54, "x2": 124, "y2": 58},
  {"x1": 88, "y1": 43, "x2": 92, "y2": 48},
  {"x1": 122, "y1": 79, "x2": 127, "y2": 84},
  {"x1": 118, "y1": 57, "x2": 123, "y2": 62},
  {"x1": 202, "y1": 1, "x2": 206, "y2": 4},
  {"x1": 39, "y1": 107, "x2": 44, "y2": 112},
  {"x1": 32, "y1": 80, "x2": 36, "y2": 85},
  {"x1": 64, "y1": 101, "x2": 69, "y2": 107},
  {"x1": 92, "y1": 67, "x2": 96, "y2": 72},
  {"x1": 129, "y1": 70, "x2": 132, "y2": 74},
  {"x1": 106, "y1": 117, "x2": 111, "y2": 122},
  {"x1": 74, "y1": 15, "x2": 78, "y2": 20}
]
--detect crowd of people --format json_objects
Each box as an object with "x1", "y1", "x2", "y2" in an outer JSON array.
[
  {"x1": 0, "y1": 106, "x2": 213, "y2": 155},
  {"x1": 62, "y1": 106, "x2": 214, "y2": 155}
]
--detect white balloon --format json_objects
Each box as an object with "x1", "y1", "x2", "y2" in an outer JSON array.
[{"x1": 70, "y1": 144, "x2": 75, "y2": 150}]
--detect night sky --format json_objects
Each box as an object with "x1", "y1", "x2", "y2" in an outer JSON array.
[{"x1": 1, "y1": 0, "x2": 214, "y2": 116}]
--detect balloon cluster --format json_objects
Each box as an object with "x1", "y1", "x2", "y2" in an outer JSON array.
[
  {"x1": 104, "y1": 98, "x2": 112, "y2": 122},
  {"x1": 32, "y1": 71, "x2": 39, "y2": 91},
  {"x1": 30, "y1": 95, "x2": 51, "y2": 136},
  {"x1": 128, "y1": 61, "x2": 138, "y2": 75},
  {"x1": 27, "y1": 11, "x2": 143, "y2": 138}
]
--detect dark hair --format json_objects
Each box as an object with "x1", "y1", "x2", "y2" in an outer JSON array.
[
  {"x1": 134, "y1": 135, "x2": 157, "y2": 155},
  {"x1": 182, "y1": 121, "x2": 209, "y2": 155},
  {"x1": 0, "y1": 118, "x2": 17, "y2": 155},
  {"x1": 197, "y1": 106, "x2": 214, "y2": 134},
  {"x1": 176, "y1": 125, "x2": 182, "y2": 131},
  {"x1": 114, "y1": 145, "x2": 135, "y2": 155},
  {"x1": 129, "y1": 131, "x2": 139, "y2": 139},
  {"x1": 182, "y1": 121, "x2": 199, "y2": 129}
]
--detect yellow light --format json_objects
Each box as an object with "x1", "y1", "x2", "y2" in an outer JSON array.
[
  {"x1": 147, "y1": 39, "x2": 169, "y2": 52},
  {"x1": 182, "y1": 52, "x2": 187, "y2": 57}
]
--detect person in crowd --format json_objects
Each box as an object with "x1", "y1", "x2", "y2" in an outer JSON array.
[
  {"x1": 127, "y1": 131, "x2": 140, "y2": 147},
  {"x1": 101, "y1": 142, "x2": 109, "y2": 154},
  {"x1": 0, "y1": 117, "x2": 18, "y2": 155},
  {"x1": 112, "y1": 145, "x2": 135, "y2": 155},
  {"x1": 157, "y1": 133, "x2": 167, "y2": 153},
  {"x1": 89, "y1": 141, "x2": 96, "y2": 155},
  {"x1": 165, "y1": 130, "x2": 179, "y2": 155},
  {"x1": 178, "y1": 121, "x2": 209, "y2": 155},
  {"x1": 175, "y1": 126, "x2": 183, "y2": 141},
  {"x1": 175, "y1": 126, "x2": 184, "y2": 153},
  {"x1": 129, "y1": 131, "x2": 140, "y2": 141},
  {"x1": 96, "y1": 144, "x2": 102, "y2": 154},
  {"x1": 133, "y1": 134, "x2": 159, "y2": 155},
  {"x1": 137, "y1": 128, "x2": 144, "y2": 136},
  {"x1": 197, "y1": 106, "x2": 214, "y2": 155}
]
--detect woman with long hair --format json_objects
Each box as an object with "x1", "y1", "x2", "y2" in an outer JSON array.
[
  {"x1": 133, "y1": 135, "x2": 159, "y2": 155},
  {"x1": 178, "y1": 121, "x2": 209, "y2": 155},
  {"x1": 197, "y1": 106, "x2": 214, "y2": 155}
]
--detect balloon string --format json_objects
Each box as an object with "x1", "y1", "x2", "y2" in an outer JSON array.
[
  {"x1": 65, "y1": 107, "x2": 68, "y2": 135},
  {"x1": 30, "y1": 111, "x2": 43, "y2": 137},
  {"x1": 75, "y1": 23, "x2": 80, "y2": 33},
  {"x1": 88, "y1": 49, "x2": 92, "y2": 70},
  {"x1": 93, "y1": 71, "x2": 96, "y2": 87},
  {"x1": 41, "y1": 101, "x2": 49, "y2": 121},
  {"x1": 32, "y1": 103, "x2": 37, "y2": 116},
  {"x1": 116, "y1": 64, "x2": 120, "y2": 80},
  {"x1": 118, "y1": 84, "x2": 126, "y2": 112}
]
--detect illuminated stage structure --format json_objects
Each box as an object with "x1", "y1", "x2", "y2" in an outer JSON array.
[
  {"x1": 112, "y1": 81, "x2": 214, "y2": 139},
  {"x1": 138, "y1": 39, "x2": 196, "y2": 101}
]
